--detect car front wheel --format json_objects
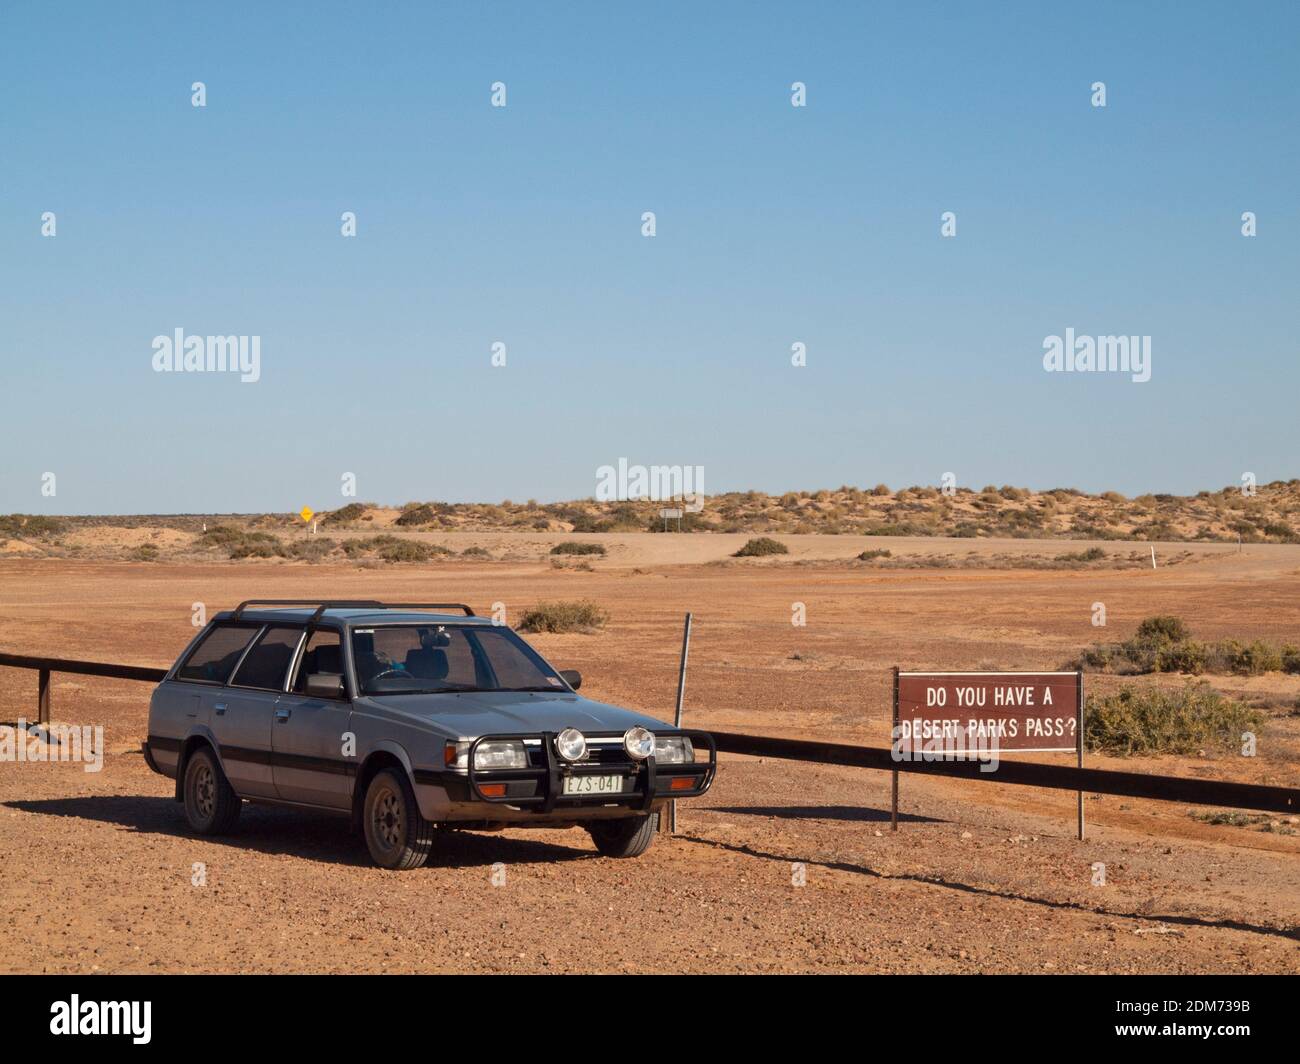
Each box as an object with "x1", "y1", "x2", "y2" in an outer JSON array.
[
  {"x1": 183, "y1": 747, "x2": 241, "y2": 835},
  {"x1": 588, "y1": 813, "x2": 657, "y2": 858},
  {"x1": 362, "y1": 768, "x2": 434, "y2": 870}
]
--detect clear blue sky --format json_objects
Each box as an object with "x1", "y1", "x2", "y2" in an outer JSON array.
[{"x1": 2, "y1": 1, "x2": 1297, "y2": 514}]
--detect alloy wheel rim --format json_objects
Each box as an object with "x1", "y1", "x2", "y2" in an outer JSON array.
[
  {"x1": 194, "y1": 764, "x2": 215, "y2": 819},
  {"x1": 373, "y1": 788, "x2": 402, "y2": 850}
]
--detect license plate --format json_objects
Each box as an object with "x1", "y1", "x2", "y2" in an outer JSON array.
[{"x1": 562, "y1": 774, "x2": 623, "y2": 796}]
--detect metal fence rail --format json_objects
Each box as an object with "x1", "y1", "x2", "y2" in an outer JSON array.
[
  {"x1": 706, "y1": 730, "x2": 1297, "y2": 815},
  {"x1": 0, "y1": 652, "x2": 167, "y2": 725},
  {"x1": 1, "y1": 652, "x2": 1295, "y2": 815}
]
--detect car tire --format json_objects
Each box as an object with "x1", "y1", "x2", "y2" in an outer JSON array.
[
  {"x1": 183, "y1": 747, "x2": 241, "y2": 835},
  {"x1": 362, "y1": 768, "x2": 434, "y2": 870},
  {"x1": 588, "y1": 813, "x2": 657, "y2": 858}
]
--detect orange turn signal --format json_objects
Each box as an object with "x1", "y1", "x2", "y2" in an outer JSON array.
[
  {"x1": 669, "y1": 776, "x2": 694, "y2": 792},
  {"x1": 479, "y1": 783, "x2": 507, "y2": 797}
]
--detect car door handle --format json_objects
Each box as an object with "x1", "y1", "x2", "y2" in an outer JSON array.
[
  {"x1": 275, "y1": 708, "x2": 292, "y2": 723},
  {"x1": 214, "y1": 703, "x2": 227, "y2": 715}
]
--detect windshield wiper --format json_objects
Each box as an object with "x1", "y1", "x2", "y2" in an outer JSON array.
[{"x1": 506, "y1": 685, "x2": 568, "y2": 692}]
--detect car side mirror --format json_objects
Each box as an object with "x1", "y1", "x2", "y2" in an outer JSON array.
[
  {"x1": 559, "y1": 669, "x2": 582, "y2": 691},
  {"x1": 306, "y1": 673, "x2": 345, "y2": 699}
]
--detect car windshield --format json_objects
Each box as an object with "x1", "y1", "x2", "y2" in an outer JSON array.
[{"x1": 351, "y1": 624, "x2": 568, "y2": 696}]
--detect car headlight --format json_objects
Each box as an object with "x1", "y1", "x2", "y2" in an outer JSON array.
[
  {"x1": 653, "y1": 736, "x2": 694, "y2": 764},
  {"x1": 623, "y1": 726, "x2": 655, "y2": 761},
  {"x1": 555, "y1": 728, "x2": 587, "y2": 762},
  {"x1": 445, "y1": 740, "x2": 529, "y2": 770}
]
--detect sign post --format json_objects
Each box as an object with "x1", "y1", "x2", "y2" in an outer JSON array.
[
  {"x1": 891, "y1": 669, "x2": 1084, "y2": 838},
  {"x1": 662, "y1": 612, "x2": 693, "y2": 837},
  {"x1": 1077, "y1": 670, "x2": 1085, "y2": 840},
  {"x1": 890, "y1": 665, "x2": 899, "y2": 831}
]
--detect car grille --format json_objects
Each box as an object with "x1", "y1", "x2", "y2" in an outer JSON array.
[{"x1": 526, "y1": 743, "x2": 633, "y2": 769}]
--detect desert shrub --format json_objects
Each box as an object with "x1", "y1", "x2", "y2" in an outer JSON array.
[
  {"x1": 131, "y1": 543, "x2": 160, "y2": 562},
  {"x1": 285, "y1": 538, "x2": 337, "y2": 562},
  {"x1": 19, "y1": 515, "x2": 66, "y2": 537},
  {"x1": 228, "y1": 533, "x2": 285, "y2": 559},
  {"x1": 871, "y1": 484, "x2": 891, "y2": 496},
  {"x1": 1077, "y1": 615, "x2": 1191, "y2": 674},
  {"x1": 568, "y1": 514, "x2": 609, "y2": 533},
  {"x1": 198, "y1": 525, "x2": 249, "y2": 547},
  {"x1": 1219, "y1": 638, "x2": 1283, "y2": 676},
  {"x1": 733, "y1": 537, "x2": 788, "y2": 557},
  {"x1": 1055, "y1": 547, "x2": 1106, "y2": 563},
  {"x1": 1281, "y1": 645, "x2": 1300, "y2": 674},
  {"x1": 395, "y1": 504, "x2": 437, "y2": 526},
  {"x1": 1085, "y1": 683, "x2": 1264, "y2": 757},
  {"x1": 0, "y1": 514, "x2": 67, "y2": 537},
  {"x1": 324, "y1": 503, "x2": 367, "y2": 524},
  {"x1": 1156, "y1": 640, "x2": 1208, "y2": 675},
  {"x1": 1135, "y1": 615, "x2": 1190, "y2": 644},
  {"x1": 461, "y1": 546, "x2": 491, "y2": 558},
  {"x1": 199, "y1": 524, "x2": 288, "y2": 558},
  {"x1": 1078, "y1": 644, "x2": 1114, "y2": 671},
  {"x1": 550, "y1": 541, "x2": 606, "y2": 556},
  {"x1": 376, "y1": 539, "x2": 449, "y2": 563},
  {"x1": 864, "y1": 522, "x2": 923, "y2": 536},
  {"x1": 517, "y1": 600, "x2": 609, "y2": 633},
  {"x1": 858, "y1": 549, "x2": 892, "y2": 561},
  {"x1": 338, "y1": 535, "x2": 450, "y2": 562},
  {"x1": 1190, "y1": 811, "x2": 1260, "y2": 828}
]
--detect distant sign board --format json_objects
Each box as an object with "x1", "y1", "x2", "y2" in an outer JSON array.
[{"x1": 895, "y1": 671, "x2": 1081, "y2": 755}]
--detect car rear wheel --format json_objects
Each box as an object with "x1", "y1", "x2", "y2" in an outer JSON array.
[
  {"x1": 183, "y1": 747, "x2": 241, "y2": 835},
  {"x1": 362, "y1": 768, "x2": 434, "y2": 870},
  {"x1": 588, "y1": 813, "x2": 657, "y2": 858}
]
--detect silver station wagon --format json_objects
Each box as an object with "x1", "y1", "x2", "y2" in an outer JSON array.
[{"x1": 143, "y1": 600, "x2": 715, "y2": 868}]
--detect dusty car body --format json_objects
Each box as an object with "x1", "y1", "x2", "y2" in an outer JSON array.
[{"x1": 143, "y1": 600, "x2": 714, "y2": 867}]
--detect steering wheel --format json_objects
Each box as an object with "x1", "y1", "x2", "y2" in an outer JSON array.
[{"x1": 369, "y1": 668, "x2": 408, "y2": 681}]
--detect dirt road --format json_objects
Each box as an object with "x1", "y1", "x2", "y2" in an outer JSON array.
[{"x1": 1, "y1": 538, "x2": 1297, "y2": 972}]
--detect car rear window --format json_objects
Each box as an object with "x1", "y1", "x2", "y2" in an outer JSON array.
[
  {"x1": 230, "y1": 626, "x2": 304, "y2": 691},
  {"x1": 177, "y1": 625, "x2": 258, "y2": 684}
]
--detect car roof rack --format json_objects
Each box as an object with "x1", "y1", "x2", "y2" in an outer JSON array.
[
  {"x1": 230, "y1": 599, "x2": 476, "y2": 623},
  {"x1": 368, "y1": 602, "x2": 477, "y2": 617}
]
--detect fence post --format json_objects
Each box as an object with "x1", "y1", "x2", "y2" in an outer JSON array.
[{"x1": 38, "y1": 667, "x2": 50, "y2": 725}]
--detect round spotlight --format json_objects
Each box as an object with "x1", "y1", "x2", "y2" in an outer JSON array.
[
  {"x1": 623, "y1": 726, "x2": 655, "y2": 761},
  {"x1": 555, "y1": 728, "x2": 587, "y2": 762}
]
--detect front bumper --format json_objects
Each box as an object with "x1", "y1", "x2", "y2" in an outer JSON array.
[{"x1": 454, "y1": 729, "x2": 716, "y2": 814}]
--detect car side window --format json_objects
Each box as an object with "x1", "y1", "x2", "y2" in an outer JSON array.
[
  {"x1": 176, "y1": 625, "x2": 258, "y2": 684},
  {"x1": 291, "y1": 629, "x2": 344, "y2": 695},
  {"x1": 229, "y1": 626, "x2": 304, "y2": 691}
]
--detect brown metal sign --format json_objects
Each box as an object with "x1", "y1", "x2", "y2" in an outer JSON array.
[{"x1": 896, "y1": 671, "x2": 1082, "y2": 754}]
